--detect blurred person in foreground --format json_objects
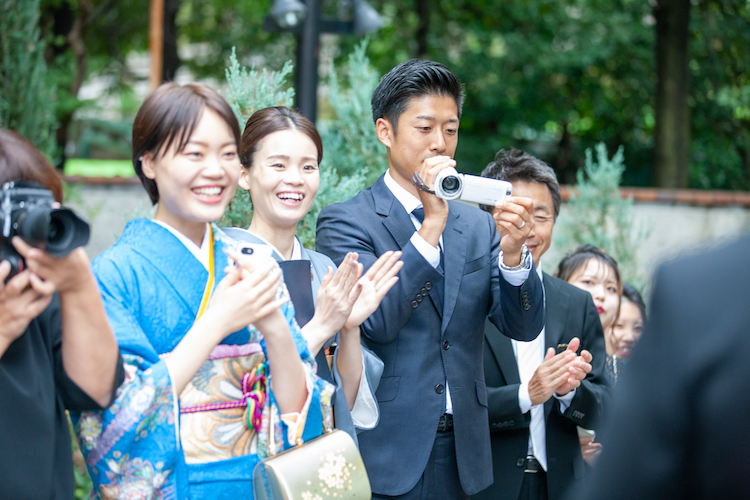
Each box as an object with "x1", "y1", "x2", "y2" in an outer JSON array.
[
  {"x1": 0, "y1": 129, "x2": 123, "y2": 498},
  {"x1": 473, "y1": 148, "x2": 609, "y2": 500},
  {"x1": 579, "y1": 234, "x2": 750, "y2": 499}
]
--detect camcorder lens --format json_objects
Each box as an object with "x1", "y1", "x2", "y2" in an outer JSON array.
[{"x1": 441, "y1": 175, "x2": 460, "y2": 194}]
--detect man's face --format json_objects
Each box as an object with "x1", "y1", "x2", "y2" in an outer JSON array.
[
  {"x1": 495, "y1": 180, "x2": 555, "y2": 266},
  {"x1": 377, "y1": 94, "x2": 459, "y2": 188}
]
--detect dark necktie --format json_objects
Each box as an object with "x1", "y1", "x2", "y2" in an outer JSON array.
[{"x1": 411, "y1": 207, "x2": 445, "y2": 311}]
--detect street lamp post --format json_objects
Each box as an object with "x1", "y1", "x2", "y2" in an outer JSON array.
[
  {"x1": 295, "y1": 0, "x2": 322, "y2": 121},
  {"x1": 265, "y1": 0, "x2": 382, "y2": 123}
]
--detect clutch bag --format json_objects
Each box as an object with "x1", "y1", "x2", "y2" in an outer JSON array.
[{"x1": 253, "y1": 429, "x2": 371, "y2": 500}]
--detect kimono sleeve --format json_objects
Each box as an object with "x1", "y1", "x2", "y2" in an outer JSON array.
[{"x1": 70, "y1": 257, "x2": 187, "y2": 499}]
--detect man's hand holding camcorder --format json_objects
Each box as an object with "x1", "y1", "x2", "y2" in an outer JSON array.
[
  {"x1": 493, "y1": 197, "x2": 534, "y2": 267},
  {"x1": 415, "y1": 156, "x2": 454, "y2": 248}
]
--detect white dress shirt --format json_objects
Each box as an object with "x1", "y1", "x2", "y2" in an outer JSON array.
[{"x1": 512, "y1": 264, "x2": 576, "y2": 471}]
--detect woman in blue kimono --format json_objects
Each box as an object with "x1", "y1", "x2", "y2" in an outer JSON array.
[
  {"x1": 222, "y1": 106, "x2": 402, "y2": 443},
  {"x1": 73, "y1": 83, "x2": 334, "y2": 499}
]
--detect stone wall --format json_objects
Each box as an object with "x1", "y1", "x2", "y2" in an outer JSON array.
[{"x1": 65, "y1": 180, "x2": 750, "y2": 286}]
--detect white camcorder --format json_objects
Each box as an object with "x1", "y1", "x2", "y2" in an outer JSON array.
[{"x1": 433, "y1": 168, "x2": 513, "y2": 206}]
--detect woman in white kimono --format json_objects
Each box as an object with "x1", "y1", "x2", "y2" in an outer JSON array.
[
  {"x1": 73, "y1": 84, "x2": 335, "y2": 499},
  {"x1": 223, "y1": 106, "x2": 402, "y2": 443}
]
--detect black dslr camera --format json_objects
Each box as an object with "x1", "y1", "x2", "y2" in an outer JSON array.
[{"x1": 1, "y1": 181, "x2": 90, "y2": 280}]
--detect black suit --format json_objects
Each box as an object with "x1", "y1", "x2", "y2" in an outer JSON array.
[
  {"x1": 474, "y1": 273, "x2": 610, "y2": 500},
  {"x1": 579, "y1": 234, "x2": 750, "y2": 500},
  {"x1": 316, "y1": 175, "x2": 545, "y2": 496}
]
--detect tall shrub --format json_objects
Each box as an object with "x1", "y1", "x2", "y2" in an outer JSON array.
[
  {"x1": 221, "y1": 43, "x2": 382, "y2": 247},
  {"x1": 0, "y1": 0, "x2": 56, "y2": 157},
  {"x1": 318, "y1": 39, "x2": 388, "y2": 186},
  {"x1": 558, "y1": 143, "x2": 649, "y2": 289}
]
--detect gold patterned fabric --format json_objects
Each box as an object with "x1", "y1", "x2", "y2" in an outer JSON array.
[{"x1": 179, "y1": 343, "x2": 266, "y2": 464}]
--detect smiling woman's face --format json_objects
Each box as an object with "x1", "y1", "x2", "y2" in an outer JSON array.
[
  {"x1": 144, "y1": 108, "x2": 240, "y2": 242},
  {"x1": 566, "y1": 258, "x2": 621, "y2": 334},
  {"x1": 608, "y1": 297, "x2": 643, "y2": 358},
  {"x1": 240, "y1": 128, "x2": 320, "y2": 231}
]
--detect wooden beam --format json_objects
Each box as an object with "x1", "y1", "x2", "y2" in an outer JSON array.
[{"x1": 149, "y1": 0, "x2": 165, "y2": 91}]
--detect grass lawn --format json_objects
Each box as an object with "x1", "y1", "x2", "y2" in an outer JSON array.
[{"x1": 65, "y1": 159, "x2": 135, "y2": 178}]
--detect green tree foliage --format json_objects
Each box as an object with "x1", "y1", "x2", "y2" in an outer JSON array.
[
  {"x1": 220, "y1": 45, "x2": 375, "y2": 247},
  {"x1": 1, "y1": 0, "x2": 57, "y2": 157},
  {"x1": 688, "y1": 0, "x2": 750, "y2": 190},
  {"x1": 318, "y1": 39, "x2": 388, "y2": 185},
  {"x1": 557, "y1": 142, "x2": 648, "y2": 289}
]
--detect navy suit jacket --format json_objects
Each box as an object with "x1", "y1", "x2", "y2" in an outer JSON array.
[
  {"x1": 316, "y1": 175, "x2": 545, "y2": 496},
  {"x1": 474, "y1": 273, "x2": 610, "y2": 500}
]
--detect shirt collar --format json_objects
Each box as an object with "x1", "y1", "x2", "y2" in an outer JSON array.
[{"x1": 384, "y1": 169, "x2": 422, "y2": 215}]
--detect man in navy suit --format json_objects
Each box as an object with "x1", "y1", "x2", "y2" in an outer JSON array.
[
  {"x1": 472, "y1": 149, "x2": 610, "y2": 500},
  {"x1": 316, "y1": 59, "x2": 545, "y2": 499}
]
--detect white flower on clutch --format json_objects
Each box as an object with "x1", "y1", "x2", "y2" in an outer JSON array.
[{"x1": 318, "y1": 452, "x2": 349, "y2": 490}]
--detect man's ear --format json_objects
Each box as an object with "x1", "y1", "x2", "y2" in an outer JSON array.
[
  {"x1": 141, "y1": 152, "x2": 156, "y2": 180},
  {"x1": 375, "y1": 118, "x2": 394, "y2": 149},
  {"x1": 238, "y1": 167, "x2": 251, "y2": 192}
]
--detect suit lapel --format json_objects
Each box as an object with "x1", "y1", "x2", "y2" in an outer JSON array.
[
  {"x1": 373, "y1": 176, "x2": 445, "y2": 317},
  {"x1": 484, "y1": 320, "x2": 522, "y2": 385},
  {"x1": 373, "y1": 176, "x2": 416, "y2": 250},
  {"x1": 542, "y1": 272, "x2": 571, "y2": 420},
  {"x1": 440, "y1": 207, "x2": 466, "y2": 332}
]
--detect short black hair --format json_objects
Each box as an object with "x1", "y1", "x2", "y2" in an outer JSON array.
[
  {"x1": 480, "y1": 148, "x2": 561, "y2": 217},
  {"x1": 622, "y1": 283, "x2": 647, "y2": 322},
  {"x1": 371, "y1": 59, "x2": 464, "y2": 134}
]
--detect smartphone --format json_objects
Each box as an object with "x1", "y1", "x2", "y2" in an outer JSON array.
[{"x1": 227, "y1": 242, "x2": 274, "y2": 268}]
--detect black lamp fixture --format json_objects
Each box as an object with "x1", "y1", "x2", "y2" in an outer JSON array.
[
  {"x1": 266, "y1": 0, "x2": 383, "y2": 122},
  {"x1": 271, "y1": 0, "x2": 307, "y2": 28},
  {"x1": 352, "y1": 0, "x2": 383, "y2": 35}
]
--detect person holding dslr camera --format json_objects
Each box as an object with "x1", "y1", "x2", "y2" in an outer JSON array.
[{"x1": 0, "y1": 129, "x2": 124, "y2": 499}]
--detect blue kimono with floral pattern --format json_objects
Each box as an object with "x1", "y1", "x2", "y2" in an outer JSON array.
[{"x1": 72, "y1": 219, "x2": 334, "y2": 499}]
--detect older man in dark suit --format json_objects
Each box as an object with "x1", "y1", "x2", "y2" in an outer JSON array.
[
  {"x1": 578, "y1": 233, "x2": 750, "y2": 499},
  {"x1": 473, "y1": 149, "x2": 610, "y2": 500},
  {"x1": 316, "y1": 60, "x2": 545, "y2": 499}
]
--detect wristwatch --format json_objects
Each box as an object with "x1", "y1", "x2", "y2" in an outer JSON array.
[{"x1": 500, "y1": 244, "x2": 530, "y2": 271}]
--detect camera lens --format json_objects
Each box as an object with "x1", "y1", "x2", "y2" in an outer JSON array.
[
  {"x1": 441, "y1": 175, "x2": 460, "y2": 194},
  {"x1": 16, "y1": 207, "x2": 52, "y2": 247},
  {"x1": 45, "y1": 209, "x2": 90, "y2": 256}
]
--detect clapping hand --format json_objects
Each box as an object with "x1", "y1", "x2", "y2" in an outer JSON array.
[
  {"x1": 344, "y1": 251, "x2": 403, "y2": 330},
  {"x1": 528, "y1": 337, "x2": 592, "y2": 406}
]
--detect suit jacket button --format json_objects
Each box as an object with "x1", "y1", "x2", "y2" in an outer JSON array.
[
  {"x1": 435, "y1": 384, "x2": 445, "y2": 394},
  {"x1": 442, "y1": 340, "x2": 450, "y2": 350},
  {"x1": 523, "y1": 304, "x2": 531, "y2": 311},
  {"x1": 421, "y1": 287, "x2": 428, "y2": 296},
  {"x1": 516, "y1": 458, "x2": 525, "y2": 467},
  {"x1": 412, "y1": 300, "x2": 418, "y2": 309},
  {"x1": 416, "y1": 295, "x2": 423, "y2": 302},
  {"x1": 425, "y1": 282, "x2": 433, "y2": 290},
  {"x1": 521, "y1": 291, "x2": 529, "y2": 300}
]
